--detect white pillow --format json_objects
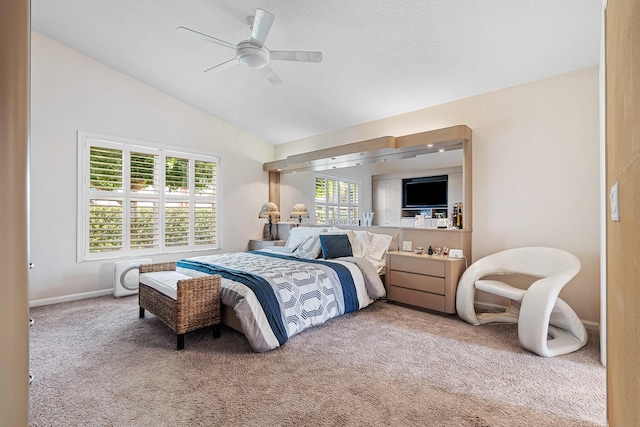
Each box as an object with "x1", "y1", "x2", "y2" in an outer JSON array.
[
  {"x1": 285, "y1": 227, "x2": 325, "y2": 251},
  {"x1": 366, "y1": 232, "x2": 393, "y2": 261},
  {"x1": 293, "y1": 235, "x2": 323, "y2": 259},
  {"x1": 351, "y1": 230, "x2": 371, "y2": 258}
]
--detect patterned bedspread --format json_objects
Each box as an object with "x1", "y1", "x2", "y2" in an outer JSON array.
[{"x1": 176, "y1": 250, "x2": 385, "y2": 352}]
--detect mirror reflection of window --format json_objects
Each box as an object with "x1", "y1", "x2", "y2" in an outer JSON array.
[{"x1": 315, "y1": 175, "x2": 360, "y2": 225}]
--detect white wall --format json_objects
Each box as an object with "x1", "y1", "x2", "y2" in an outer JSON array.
[
  {"x1": 276, "y1": 67, "x2": 601, "y2": 323},
  {"x1": 29, "y1": 32, "x2": 274, "y2": 303}
]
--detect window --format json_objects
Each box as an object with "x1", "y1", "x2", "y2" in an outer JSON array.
[
  {"x1": 78, "y1": 132, "x2": 219, "y2": 261},
  {"x1": 314, "y1": 174, "x2": 360, "y2": 225}
]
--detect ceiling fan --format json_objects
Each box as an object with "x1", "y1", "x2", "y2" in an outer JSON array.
[{"x1": 177, "y1": 8, "x2": 323, "y2": 85}]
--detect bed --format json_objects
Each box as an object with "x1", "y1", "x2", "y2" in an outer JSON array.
[{"x1": 176, "y1": 226, "x2": 396, "y2": 352}]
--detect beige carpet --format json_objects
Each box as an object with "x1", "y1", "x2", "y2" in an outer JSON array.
[{"x1": 29, "y1": 296, "x2": 606, "y2": 426}]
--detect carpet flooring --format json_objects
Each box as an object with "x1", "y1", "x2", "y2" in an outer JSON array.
[{"x1": 29, "y1": 296, "x2": 606, "y2": 426}]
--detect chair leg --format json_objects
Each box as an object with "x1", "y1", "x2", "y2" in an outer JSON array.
[
  {"x1": 139, "y1": 307, "x2": 145, "y2": 318},
  {"x1": 213, "y1": 324, "x2": 221, "y2": 339},
  {"x1": 177, "y1": 334, "x2": 185, "y2": 350}
]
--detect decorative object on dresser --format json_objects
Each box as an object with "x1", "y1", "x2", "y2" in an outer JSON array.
[
  {"x1": 456, "y1": 247, "x2": 588, "y2": 357},
  {"x1": 138, "y1": 262, "x2": 222, "y2": 350},
  {"x1": 290, "y1": 203, "x2": 309, "y2": 223},
  {"x1": 362, "y1": 212, "x2": 374, "y2": 226},
  {"x1": 259, "y1": 202, "x2": 280, "y2": 240},
  {"x1": 451, "y1": 202, "x2": 463, "y2": 229},
  {"x1": 385, "y1": 251, "x2": 466, "y2": 314}
]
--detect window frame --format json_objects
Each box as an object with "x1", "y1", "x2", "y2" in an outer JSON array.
[
  {"x1": 314, "y1": 173, "x2": 361, "y2": 225},
  {"x1": 77, "y1": 131, "x2": 221, "y2": 261}
]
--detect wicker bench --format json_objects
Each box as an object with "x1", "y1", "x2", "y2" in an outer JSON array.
[{"x1": 139, "y1": 262, "x2": 221, "y2": 350}]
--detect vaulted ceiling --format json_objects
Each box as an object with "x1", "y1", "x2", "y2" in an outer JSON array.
[{"x1": 31, "y1": 1, "x2": 601, "y2": 145}]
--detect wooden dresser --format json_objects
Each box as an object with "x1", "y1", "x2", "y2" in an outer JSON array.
[{"x1": 385, "y1": 251, "x2": 466, "y2": 314}]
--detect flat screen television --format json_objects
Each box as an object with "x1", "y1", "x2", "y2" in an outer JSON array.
[{"x1": 402, "y1": 175, "x2": 448, "y2": 208}]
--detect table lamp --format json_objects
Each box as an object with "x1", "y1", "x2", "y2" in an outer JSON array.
[
  {"x1": 259, "y1": 202, "x2": 280, "y2": 240},
  {"x1": 290, "y1": 203, "x2": 309, "y2": 223}
]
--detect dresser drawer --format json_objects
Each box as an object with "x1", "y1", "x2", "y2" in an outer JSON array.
[
  {"x1": 389, "y1": 270, "x2": 445, "y2": 294},
  {"x1": 389, "y1": 255, "x2": 445, "y2": 277},
  {"x1": 388, "y1": 285, "x2": 446, "y2": 312}
]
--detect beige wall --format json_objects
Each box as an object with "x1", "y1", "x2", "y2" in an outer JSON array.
[{"x1": 277, "y1": 67, "x2": 601, "y2": 324}]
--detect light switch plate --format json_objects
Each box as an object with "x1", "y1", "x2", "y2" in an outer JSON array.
[
  {"x1": 402, "y1": 241, "x2": 412, "y2": 251},
  {"x1": 610, "y1": 181, "x2": 620, "y2": 222}
]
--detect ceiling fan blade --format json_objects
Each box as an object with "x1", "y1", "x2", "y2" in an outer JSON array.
[
  {"x1": 250, "y1": 9, "x2": 274, "y2": 47},
  {"x1": 204, "y1": 58, "x2": 237, "y2": 73},
  {"x1": 270, "y1": 51, "x2": 323, "y2": 63},
  {"x1": 177, "y1": 26, "x2": 236, "y2": 51},
  {"x1": 260, "y1": 65, "x2": 283, "y2": 86}
]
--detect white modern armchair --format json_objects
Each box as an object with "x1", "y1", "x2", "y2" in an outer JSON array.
[{"x1": 456, "y1": 247, "x2": 587, "y2": 357}]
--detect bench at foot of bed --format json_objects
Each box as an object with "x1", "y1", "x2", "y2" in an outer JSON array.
[{"x1": 138, "y1": 262, "x2": 221, "y2": 350}]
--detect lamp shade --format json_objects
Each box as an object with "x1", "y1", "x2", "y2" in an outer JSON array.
[
  {"x1": 290, "y1": 203, "x2": 309, "y2": 223},
  {"x1": 290, "y1": 203, "x2": 309, "y2": 217},
  {"x1": 259, "y1": 202, "x2": 280, "y2": 219}
]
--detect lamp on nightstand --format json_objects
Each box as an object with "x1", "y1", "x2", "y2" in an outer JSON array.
[
  {"x1": 259, "y1": 202, "x2": 280, "y2": 240},
  {"x1": 290, "y1": 203, "x2": 309, "y2": 223}
]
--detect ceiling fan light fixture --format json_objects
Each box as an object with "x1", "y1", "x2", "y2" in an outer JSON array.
[
  {"x1": 236, "y1": 41, "x2": 270, "y2": 69},
  {"x1": 178, "y1": 8, "x2": 323, "y2": 84}
]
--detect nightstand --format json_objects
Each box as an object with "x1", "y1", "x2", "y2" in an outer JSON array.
[
  {"x1": 385, "y1": 251, "x2": 466, "y2": 314},
  {"x1": 249, "y1": 239, "x2": 286, "y2": 251}
]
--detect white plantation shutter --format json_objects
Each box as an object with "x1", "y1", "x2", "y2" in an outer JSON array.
[
  {"x1": 78, "y1": 133, "x2": 220, "y2": 261},
  {"x1": 315, "y1": 177, "x2": 328, "y2": 224},
  {"x1": 314, "y1": 174, "x2": 360, "y2": 225},
  {"x1": 164, "y1": 202, "x2": 190, "y2": 247},
  {"x1": 129, "y1": 150, "x2": 160, "y2": 251},
  {"x1": 164, "y1": 156, "x2": 190, "y2": 248},
  {"x1": 130, "y1": 200, "x2": 159, "y2": 249},
  {"x1": 88, "y1": 199, "x2": 123, "y2": 253},
  {"x1": 88, "y1": 145, "x2": 124, "y2": 256},
  {"x1": 194, "y1": 159, "x2": 217, "y2": 245},
  {"x1": 195, "y1": 160, "x2": 216, "y2": 197},
  {"x1": 195, "y1": 202, "x2": 216, "y2": 245}
]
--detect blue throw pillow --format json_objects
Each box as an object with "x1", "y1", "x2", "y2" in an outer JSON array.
[{"x1": 319, "y1": 234, "x2": 353, "y2": 259}]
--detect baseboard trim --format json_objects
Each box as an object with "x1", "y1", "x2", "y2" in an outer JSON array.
[
  {"x1": 582, "y1": 320, "x2": 600, "y2": 332},
  {"x1": 30, "y1": 289, "x2": 114, "y2": 308},
  {"x1": 474, "y1": 302, "x2": 600, "y2": 332}
]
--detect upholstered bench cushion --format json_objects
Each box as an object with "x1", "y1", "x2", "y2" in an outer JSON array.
[{"x1": 139, "y1": 271, "x2": 190, "y2": 300}]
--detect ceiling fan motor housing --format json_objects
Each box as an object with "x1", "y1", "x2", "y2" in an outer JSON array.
[{"x1": 236, "y1": 41, "x2": 270, "y2": 69}]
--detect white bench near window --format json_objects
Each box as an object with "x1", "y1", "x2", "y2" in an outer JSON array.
[{"x1": 138, "y1": 262, "x2": 221, "y2": 350}]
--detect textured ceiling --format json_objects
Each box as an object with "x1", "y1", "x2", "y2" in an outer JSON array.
[{"x1": 31, "y1": 1, "x2": 601, "y2": 145}]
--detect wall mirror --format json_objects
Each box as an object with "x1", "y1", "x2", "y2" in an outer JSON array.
[{"x1": 264, "y1": 125, "x2": 472, "y2": 230}]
